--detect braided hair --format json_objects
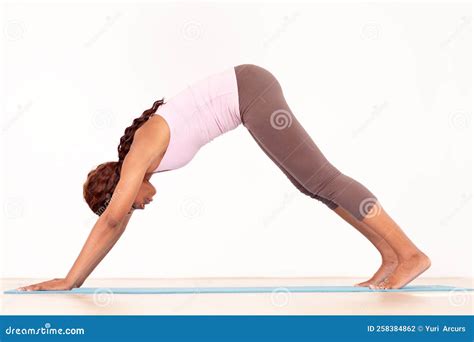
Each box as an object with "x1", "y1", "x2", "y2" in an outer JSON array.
[{"x1": 83, "y1": 99, "x2": 165, "y2": 215}]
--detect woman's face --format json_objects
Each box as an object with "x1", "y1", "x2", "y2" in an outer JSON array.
[{"x1": 132, "y1": 179, "x2": 156, "y2": 210}]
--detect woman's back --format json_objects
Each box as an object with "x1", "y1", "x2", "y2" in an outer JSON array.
[{"x1": 153, "y1": 66, "x2": 241, "y2": 172}]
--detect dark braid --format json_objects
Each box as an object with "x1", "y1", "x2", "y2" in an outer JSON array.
[
  {"x1": 118, "y1": 99, "x2": 165, "y2": 162},
  {"x1": 114, "y1": 98, "x2": 165, "y2": 176},
  {"x1": 83, "y1": 98, "x2": 165, "y2": 216}
]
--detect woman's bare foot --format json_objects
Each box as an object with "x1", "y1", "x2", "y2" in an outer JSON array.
[
  {"x1": 355, "y1": 257, "x2": 398, "y2": 287},
  {"x1": 371, "y1": 252, "x2": 431, "y2": 289}
]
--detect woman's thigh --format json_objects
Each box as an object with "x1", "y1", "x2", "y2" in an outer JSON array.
[{"x1": 234, "y1": 64, "x2": 340, "y2": 198}]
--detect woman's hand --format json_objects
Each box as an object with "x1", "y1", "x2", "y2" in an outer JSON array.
[{"x1": 17, "y1": 278, "x2": 75, "y2": 291}]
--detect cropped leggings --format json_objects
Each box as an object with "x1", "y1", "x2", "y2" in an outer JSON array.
[{"x1": 234, "y1": 64, "x2": 378, "y2": 222}]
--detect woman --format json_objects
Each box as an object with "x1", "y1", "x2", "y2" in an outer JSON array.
[{"x1": 19, "y1": 64, "x2": 430, "y2": 291}]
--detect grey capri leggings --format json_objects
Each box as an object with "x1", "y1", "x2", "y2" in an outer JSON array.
[{"x1": 234, "y1": 64, "x2": 378, "y2": 222}]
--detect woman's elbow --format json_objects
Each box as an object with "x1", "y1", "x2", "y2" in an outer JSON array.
[{"x1": 102, "y1": 213, "x2": 122, "y2": 228}]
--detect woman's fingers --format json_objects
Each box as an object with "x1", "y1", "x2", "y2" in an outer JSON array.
[
  {"x1": 17, "y1": 284, "x2": 39, "y2": 291},
  {"x1": 17, "y1": 278, "x2": 72, "y2": 291},
  {"x1": 17, "y1": 281, "x2": 52, "y2": 291}
]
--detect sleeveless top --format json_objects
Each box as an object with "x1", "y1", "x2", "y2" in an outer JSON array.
[{"x1": 153, "y1": 66, "x2": 241, "y2": 172}]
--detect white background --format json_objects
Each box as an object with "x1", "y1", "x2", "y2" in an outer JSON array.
[{"x1": 1, "y1": 1, "x2": 471, "y2": 279}]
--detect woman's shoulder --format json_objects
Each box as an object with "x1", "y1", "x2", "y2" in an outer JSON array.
[
  {"x1": 134, "y1": 115, "x2": 171, "y2": 160},
  {"x1": 137, "y1": 115, "x2": 170, "y2": 141}
]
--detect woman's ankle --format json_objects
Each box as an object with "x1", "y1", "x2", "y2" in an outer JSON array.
[{"x1": 396, "y1": 249, "x2": 429, "y2": 263}]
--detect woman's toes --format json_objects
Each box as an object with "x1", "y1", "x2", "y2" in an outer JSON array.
[
  {"x1": 355, "y1": 281, "x2": 372, "y2": 287},
  {"x1": 374, "y1": 279, "x2": 388, "y2": 289}
]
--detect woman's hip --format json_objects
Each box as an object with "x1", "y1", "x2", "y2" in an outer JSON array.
[{"x1": 234, "y1": 64, "x2": 285, "y2": 124}]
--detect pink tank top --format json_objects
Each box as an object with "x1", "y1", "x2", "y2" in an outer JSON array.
[{"x1": 153, "y1": 67, "x2": 241, "y2": 173}]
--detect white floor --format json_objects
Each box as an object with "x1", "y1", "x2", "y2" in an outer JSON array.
[{"x1": 1, "y1": 277, "x2": 473, "y2": 315}]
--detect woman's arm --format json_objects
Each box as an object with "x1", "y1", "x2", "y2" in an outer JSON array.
[
  {"x1": 65, "y1": 208, "x2": 135, "y2": 288},
  {"x1": 18, "y1": 210, "x2": 134, "y2": 291},
  {"x1": 19, "y1": 149, "x2": 150, "y2": 292},
  {"x1": 19, "y1": 122, "x2": 168, "y2": 291}
]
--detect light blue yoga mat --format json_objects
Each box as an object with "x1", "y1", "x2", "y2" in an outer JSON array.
[{"x1": 4, "y1": 285, "x2": 473, "y2": 294}]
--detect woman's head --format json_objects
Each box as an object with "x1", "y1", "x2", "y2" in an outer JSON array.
[
  {"x1": 83, "y1": 99, "x2": 164, "y2": 216},
  {"x1": 83, "y1": 161, "x2": 120, "y2": 216},
  {"x1": 133, "y1": 178, "x2": 157, "y2": 210}
]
